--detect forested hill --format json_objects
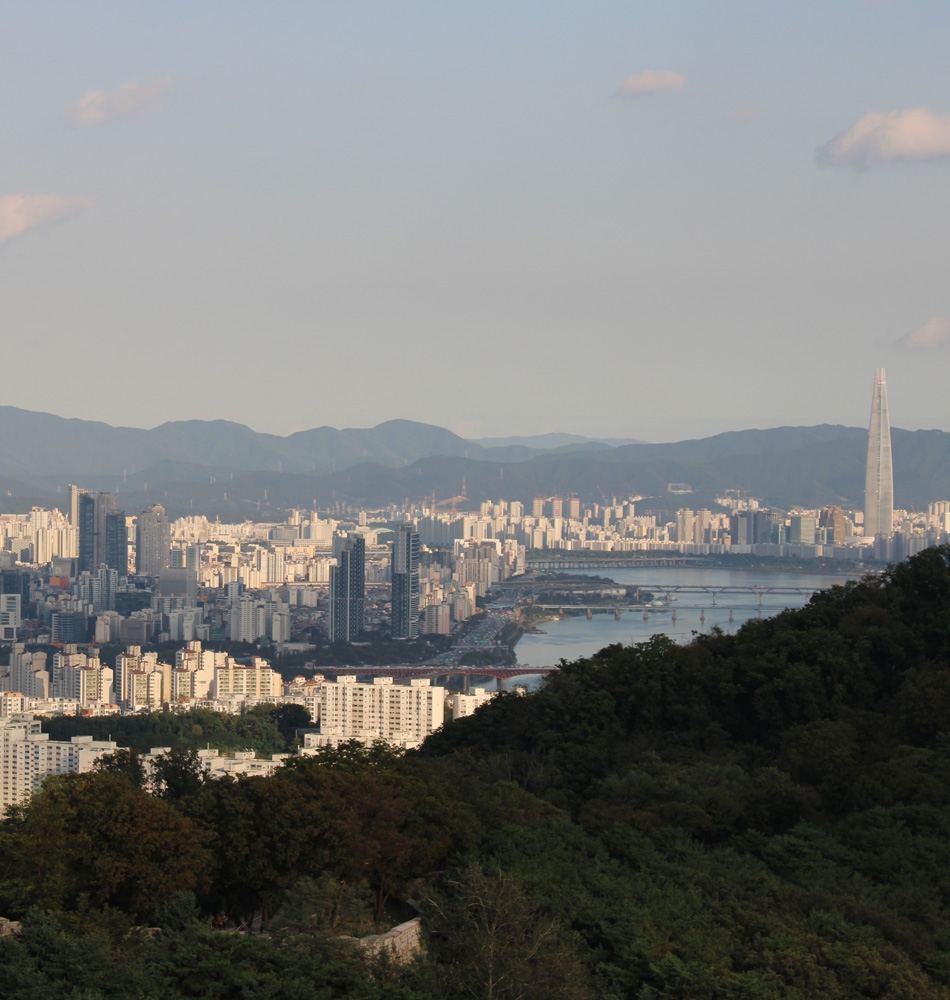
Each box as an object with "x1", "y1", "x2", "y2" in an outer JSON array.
[
  {"x1": 2, "y1": 550, "x2": 950, "y2": 998},
  {"x1": 420, "y1": 546, "x2": 950, "y2": 996}
]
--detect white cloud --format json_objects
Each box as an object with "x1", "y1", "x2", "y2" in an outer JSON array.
[
  {"x1": 0, "y1": 194, "x2": 89, "y2": 245},
  {"x1": 817, "y1": 107, "x2": 950, "y2": 170},
  {"x1": 895, "y1": 317, "x2": 950, "y2": 351},
  {"x1": 613, "y1": 70, "x2": 686, "y2": 99},
  {"x1": 64, "y1": 78, "x2": 176, "y2": 127}
]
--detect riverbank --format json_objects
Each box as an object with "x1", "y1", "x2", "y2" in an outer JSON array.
[
  {"x1": 525, "y1": 553, "x2": 867, "y2": 576},
  {"x1": 513, "y1": 564, "x2": 864, "y2": 669}
]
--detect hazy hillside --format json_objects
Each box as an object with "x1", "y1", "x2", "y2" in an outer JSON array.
[
  {"x1": 471, "y1": 432, "x2": 643, "y2": 448},
  {"x1": 0, "y1": 409, "x2": 491, "y2": 477},
  {"x1": 0, "y1": 406, "x2": 948, "y2": 516}
]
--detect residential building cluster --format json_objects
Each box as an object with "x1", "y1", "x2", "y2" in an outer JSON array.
[
  {"x1": 0, "y1": 640, "x2": 283, "y2": 714},
  {"x1": 0, "y1": 712, "x2": 294, "y2": 815},
  {"x1": 0, "y1": 667, "x2": 500, "y2": 815},
  {"x1": 0, "y1": 714, "x2": 118, "y2": 814}
]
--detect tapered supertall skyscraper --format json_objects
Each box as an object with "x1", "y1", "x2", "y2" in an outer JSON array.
[{"x1": 864, "y1": 368, "x2": 894, "y2": 538}]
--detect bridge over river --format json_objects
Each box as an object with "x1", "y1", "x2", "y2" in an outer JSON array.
[
  {"x1": 313, "y1": 664, "x2": 556, "y2": 691},
  {"x1": 499, "y1": 583, "x2": 817, "y2": 604}
]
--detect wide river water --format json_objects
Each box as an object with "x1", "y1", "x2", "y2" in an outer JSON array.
[{"x1": 511, "y1": 565, "x2": 866, "y2": 673}]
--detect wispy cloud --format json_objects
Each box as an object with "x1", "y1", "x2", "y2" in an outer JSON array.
[
  {"x1": 817, "y1": 107, "x2": 950, "y2": 170},
  {"x1": 895, "y1": 317, "x2": 950, "y2": 351},
  {"x1": 64, "y1": 78, "x2": 176, "y2": 127},
  {"x1": 613, "y1": 70, "x2": 686, "y2": 99},
  {"x1": 0, "y1": 194, "x2": 89, "y2": 245}
]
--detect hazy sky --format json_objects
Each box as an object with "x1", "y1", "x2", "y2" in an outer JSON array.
[{"x1": 3, "y1": 1, "x2": 949, "y2": 442}]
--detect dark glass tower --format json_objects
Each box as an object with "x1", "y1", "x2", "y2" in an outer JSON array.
[
  {"x1": 864, "y1": 368, "x2": 894, "y2": 538},
  {"x1": 391, "y1": 525, "x2": 420, "y2": 640},
  {"x1": 78, "y1": 493, "x2": 97, "y2": 572},
  {"x1": 78, "y1": 492, "x2": 126, "y2": 572},
  {"x1": 329, "y1": 535, "x2": 365, "y2": 642},
  {"x1": 104, "y1": 511, "x2": 128, "y2": 573}
]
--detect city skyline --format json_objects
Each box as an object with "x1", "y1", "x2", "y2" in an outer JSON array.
[{"x1": 2, "y1": 4, "x2": 949, "y2": 440}]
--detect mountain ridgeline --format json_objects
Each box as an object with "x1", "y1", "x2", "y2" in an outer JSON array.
[{"x1": 0, "y1": 405, "x2": 948, "y2": 515}]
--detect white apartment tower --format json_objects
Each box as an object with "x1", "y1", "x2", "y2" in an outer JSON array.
[{"x1": 318, "y1": 676, "x2": 445, "y2": 745}]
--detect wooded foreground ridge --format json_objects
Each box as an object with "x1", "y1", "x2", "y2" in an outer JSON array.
[{"x1": 2, "y1": 547, "x2": 950, "y2": 998}]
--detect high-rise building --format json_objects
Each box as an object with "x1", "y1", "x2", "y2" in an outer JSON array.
[
  {"x1": 788, "y1": 515, "x2": 817, "y2": 545},
  {"x1": 104, "y1": 511, "x2": 127, "y2": 573},
  {"x1": 78, "y1": 492, "x2": 126, "y2": 573},
  {"x1": 77, "y1": 493, "x2": 97, "y2": 572},
  {"x1": 67, "y1": 484, "x2": 85, "y2": 529},
  {"x1": 864, "y1": 368, "x2": 894, "y2": 538},
  {"x1": 391, "y1": 525, "x2": 420, "y2": 640},
  {"x1": 819, "y1": 506, "x2": 847, "y2": 545},
  {"x1": 328, "y1": 535, "x2": 365, "y2": 642},
  {"x1": 0, "y1": 594, "x2": 20, "y2": 641},
  {"x1": 317, "y1": 676, "x2": 445, "y2": 746},
  {"x1": 730, "y1": 510, "x2": 778, "y2": 547},
  {"x1": 136, "y1": 504, "x2": 171, "y2": 576},
  {"x1": 159, "y1": 568, "x2": 199, "y2": 608}
]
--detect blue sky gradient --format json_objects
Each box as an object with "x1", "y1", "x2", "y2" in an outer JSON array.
[{"x1": 2, "y1": 1, "x2": 948, "y2": 440}]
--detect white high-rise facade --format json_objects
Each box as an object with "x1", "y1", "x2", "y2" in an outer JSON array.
[
  {"x1": 864, "y1": 368, "x2": 894, "y2": 538},
  {"x1": 317, "y1": 676, "x2": 445, "y2": 746},
  {"x1": 0, "y1": 717, "x2": 117, "y2": 815}
]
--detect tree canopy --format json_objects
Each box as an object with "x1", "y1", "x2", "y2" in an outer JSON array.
[{"x1": 3, "y1": 548, "x2": 950, "y2": 996}]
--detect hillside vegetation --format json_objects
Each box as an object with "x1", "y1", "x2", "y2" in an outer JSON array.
[{"x1": 1, "y1": 549, "x2": 949, "y2": 997}]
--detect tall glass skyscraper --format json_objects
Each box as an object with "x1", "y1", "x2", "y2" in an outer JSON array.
[
  {"x1": 864, "y1": 368, "x2": 894, "y2": 538},
  {"x1": 391, "y1": 525, "x2": 420, "y2": 639},
  {"x1": 78, "y1": 491, "x2": 126, "y2": 573},
  {"x1": 328, "y1": 535, "x2": 365, "y2": 642}
]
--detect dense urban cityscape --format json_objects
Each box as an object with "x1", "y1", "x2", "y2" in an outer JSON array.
[
  {"x1": 0, "y1": 368, "x2": 941, "y2": 820},
  {"x1": 5, "y1": 3, "x2": 950, "y2": 994}
]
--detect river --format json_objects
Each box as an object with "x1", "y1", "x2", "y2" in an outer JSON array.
[{"x1": 510, "y1": 565, "x2": 866, "y2": 674}]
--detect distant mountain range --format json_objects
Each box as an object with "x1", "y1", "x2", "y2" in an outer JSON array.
[
  {"x1": 0, "y1": 407, "x2": 625, "y2": 478},
  {"x1": 0, "y1": 406, "x2": 947, "y2": 518},
  {"x1": 470, "y1": 432, "x2": 644, "y2": 449}
]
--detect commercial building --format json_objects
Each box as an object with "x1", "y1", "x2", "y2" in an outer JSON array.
[
  {"x1": 391, "y1": 525, "x2": 420, "y2": 639},
  {"x1": 864, "y1": 368, "x2": 894, "y2": 538},
  {"x1": 78, "y1": 492, "x2": 127, "y2": 573},
  {"x1": 328, "y1": 535, "x2": 365, "y2": 642},
  {"x1": 136, "y1": 504, "x2": 171, "y2": 576}
]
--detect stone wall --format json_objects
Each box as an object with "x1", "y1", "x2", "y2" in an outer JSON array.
[{"x1": 345, "y1": 916, "x2": 422, "y2": 962}]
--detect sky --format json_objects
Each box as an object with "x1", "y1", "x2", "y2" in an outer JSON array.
[{"x1": 2, "y1": 1, "x2": 949, "y2": 443}]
